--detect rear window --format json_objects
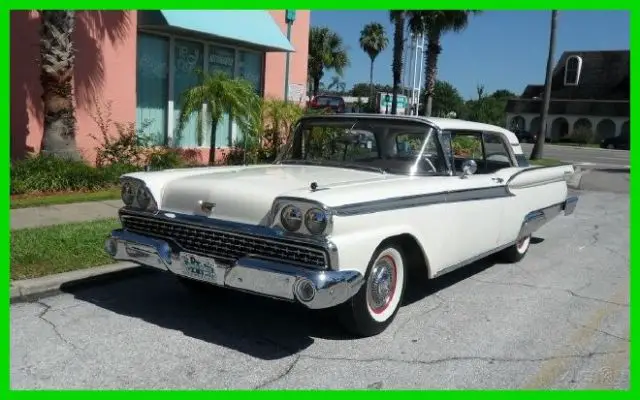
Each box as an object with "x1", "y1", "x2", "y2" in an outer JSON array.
[{"x1": 316, "y1": 97, "x2": 343, "y2": 106}]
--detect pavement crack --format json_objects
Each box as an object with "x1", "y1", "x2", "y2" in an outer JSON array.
[
  {"x1": 569, "y1": 321, "x2": 630, "y2": 342},
  {"x1": 469, "y1": 278, "x2": 628, "y2": 307},
  {"x1": 35, "y1": 301, "x2": 79, "y2": 352},
  {"x1": 254, "y1": 355, "x2": 301, "y2": 389},
  {"x1": 301, "y1": 350, "x2": 627, "y2": 367}
]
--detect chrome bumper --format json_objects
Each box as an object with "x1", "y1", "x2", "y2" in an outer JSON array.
[
  {"x1": 518, "y1": 195, "x2": 579, "y2": 239},
  {"x1": 104, "y1": 229, "x2": 364, "y2": 310}
]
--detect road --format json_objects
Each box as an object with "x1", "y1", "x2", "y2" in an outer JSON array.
[
  {"x1": 11, "y1": 190, "x2": 629, "y2": 389},
  {"x1": 520, "y1": 143, "x2": 629, "y2": 169}
]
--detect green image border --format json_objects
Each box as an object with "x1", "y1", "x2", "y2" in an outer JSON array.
[{"x1": 3, "y1": 1, "x2": 635, "y2": 396}]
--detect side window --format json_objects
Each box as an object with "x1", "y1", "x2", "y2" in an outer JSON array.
[
  {"x1": 450, "y1": 131, "x2": 484, "y2": 173},
  {"x1": 482, "y1": 131, "x2": 513, "y2": 172}
]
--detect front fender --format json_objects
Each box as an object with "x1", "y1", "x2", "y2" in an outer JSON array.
[{"x1": 331, "y1": 224, "x2": 430, "y2": 277}]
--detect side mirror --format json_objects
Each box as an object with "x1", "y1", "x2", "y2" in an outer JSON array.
[{"x1": 461, "y1": 159, "x2": 477, "y2": 178}]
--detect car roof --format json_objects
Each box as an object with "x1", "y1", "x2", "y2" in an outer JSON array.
[{"x1": 299, "y1": 113, "x2": 519, "y2": 144}]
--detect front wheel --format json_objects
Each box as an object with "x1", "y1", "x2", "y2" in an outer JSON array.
[
  {"x1": 338, "y1": 243, "x2": 407, "y2": 337},
  {"x1": 497, "y1": 235, "x2": 531, "y2": 263}
]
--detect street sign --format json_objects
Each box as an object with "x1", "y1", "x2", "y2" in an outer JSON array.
[{"x1": 378, "y1": 92, "x2": 408, "y2": 114}]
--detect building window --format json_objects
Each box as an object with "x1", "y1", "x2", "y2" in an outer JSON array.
[
  {"x1": 173, "y1": 39, "x2": 204, "y2": 147},
  {"x1": 238, "y1": 50, "x2": 264, "y2": 94},
  {"x1": 136, "y1": 33, "x2": 169, "y2": 146},
  {"x1": 135, "y1": 33, "x2": 267, "y2": 150},
  {"x1": 564, "y1": 55, "x2": 582, "y2": 86}
]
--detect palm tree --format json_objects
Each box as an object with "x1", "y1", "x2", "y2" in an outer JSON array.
[
  {"x1": 408, "y1": 11, "x2": 481, "y2": 117},
  {"x1": 39, "y1": 10, "x2": 79, "y2": 159},
  {"x1": 327, "y1": 76, "x2": 346, "y2": 93},
  {"x1": 177, "y1": 71, "x2": 261, "y2": 165},
  {"x1": 308, "y1": 26, "x2": 349, "y2": 97},
  {"x1": 530, "y1": 10, "x2": 558, "y2": 160},
  {"x1": 389, "y1": 11, "x2": 405, "y2": 114},
  {"x1": 359, "y1": 22, "x2": 389, "y2": 103}
]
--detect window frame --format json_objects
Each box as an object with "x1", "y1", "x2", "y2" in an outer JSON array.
[{"x1": 564, "y1": 55, "x2": 583, "y2": 86}]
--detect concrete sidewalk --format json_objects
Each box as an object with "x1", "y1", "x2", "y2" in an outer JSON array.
[{"x1": 10, "y1": 199, "x2": 123, "y2": 231}]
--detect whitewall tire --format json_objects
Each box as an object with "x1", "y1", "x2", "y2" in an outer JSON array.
[
  {"x1": 338, "y1": 243, "x2": 406, "y2": 337},
  {"x1": 498, "y1": 234, "x2": 531, "y2": 263}
]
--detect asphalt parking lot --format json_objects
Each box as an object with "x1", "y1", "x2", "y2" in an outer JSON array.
[{"x1": 11, "y1": 190, "x2": 629, "y2": 389}]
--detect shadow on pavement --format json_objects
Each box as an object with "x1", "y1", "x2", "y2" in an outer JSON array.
[
  {"x1": 62, "y1": 237, "x2": 544, "y2": 360},
  {"x1": 594, "y1": 167, "x2": 630, "y2": 174}
]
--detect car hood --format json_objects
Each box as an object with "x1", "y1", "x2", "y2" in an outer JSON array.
[{"x1": 159, "y1": 164, "x2": 397, "y2": 225}]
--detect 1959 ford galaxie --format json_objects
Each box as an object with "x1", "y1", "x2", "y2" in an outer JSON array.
[{"x1": 104, "y1": 114, "x2": 578, "y2": 337}]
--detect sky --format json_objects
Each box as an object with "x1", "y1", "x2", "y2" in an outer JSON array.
[{"x1": 309, "y1": 10, "x2": 630, "y2": 100}]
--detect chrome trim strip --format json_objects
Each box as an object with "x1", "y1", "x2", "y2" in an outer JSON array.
[
  {"x1": 332, "y1": 185, "x2": 512, "y2": 217},
  {"x1": 508, "y1": 176, "x2": 567, "y2": 190},
  {"x1": 105, "y1": 230, "x2": 363, "y2": 310}
]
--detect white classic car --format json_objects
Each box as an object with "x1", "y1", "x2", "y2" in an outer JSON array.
[{"x1": 105, "y1": 114, "x2": 578, "y2": 337}]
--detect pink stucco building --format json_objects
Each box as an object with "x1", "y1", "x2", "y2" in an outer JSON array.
[{"x1": 10, "y1": 10, "x2": 310, "y2": 164}]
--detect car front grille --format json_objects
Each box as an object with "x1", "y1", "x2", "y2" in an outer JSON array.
[{"x1": 120, "y1": 214, "x2": 328, "y2": 269}]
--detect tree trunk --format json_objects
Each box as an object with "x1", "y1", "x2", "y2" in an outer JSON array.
[
  {"x1": 423, "y1": 35, "x2": 441, "y2": 117},
  {"x1": 391, "y1": 14, "x2": 404, "y2": 115},
  {"x1": 209, "y1": 119, "x2": 218, "y2": 165},
  {"x1": 39, "y1": 10, "x2": 80, "y2": 160},
  {"x1": 368, "y1": 58, "x2": 375, "y2": 106},
  {"x1": 313, "y1": 77, "x2": 321, "y2": 97},
  {"x1": 530, "y1": 10, "x2": 558, "y2": 160}
]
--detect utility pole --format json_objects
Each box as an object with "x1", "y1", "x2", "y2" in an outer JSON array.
[
  {"x1": 284, "y1": 10, "x2": 296, "y2": 103},
  {"x1": 530, "y1": 10, "x2": 558, "y2": 160}
]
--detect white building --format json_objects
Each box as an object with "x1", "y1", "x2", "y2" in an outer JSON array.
[{"x1": 505, "y1": 50, "x2": 630, "y2": 141}]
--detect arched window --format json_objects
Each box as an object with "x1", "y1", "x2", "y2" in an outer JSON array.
[{"x1": 564, "y1": 55, "x2": 582, "y2": 86}]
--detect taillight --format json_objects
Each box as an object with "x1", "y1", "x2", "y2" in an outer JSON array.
[{"x1": 310, "y1": 98, "x2": 318, "y2": 107}]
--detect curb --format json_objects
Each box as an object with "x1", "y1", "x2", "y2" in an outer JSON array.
[{"x1": 10, "y1": 262, "x2": 153, "y2": 304}]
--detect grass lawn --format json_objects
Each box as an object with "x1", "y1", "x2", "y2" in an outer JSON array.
[
  {"x1": 529, "y1": 158, "x2": 569, "y2": 167},
  {"x1": 11, "y1": 218, "x2": 121, "y2": 280},
  {"x1": 11, "y1": 187, "x2": 121, "y2": 209}
]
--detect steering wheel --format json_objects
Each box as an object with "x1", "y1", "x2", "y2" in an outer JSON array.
[{"x1": 421, "y1": 152, "x2": 438, "y2": 172}]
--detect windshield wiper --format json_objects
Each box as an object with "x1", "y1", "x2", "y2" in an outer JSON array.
[{"x1": 279, "y1": 159, "x2": 386, "y2": 174}]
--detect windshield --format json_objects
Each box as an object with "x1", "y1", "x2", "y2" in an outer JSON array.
[{"x1": 277, "y1": 117, "x2": 447, "y2": 176}]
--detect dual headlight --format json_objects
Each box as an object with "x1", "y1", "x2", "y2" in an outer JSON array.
[
  {"x1": 121, "y1": 179, "x2": 157, "y2": 212},
  {"x1": 279, "y1": 204, "x2": 330, "y2": 236}
]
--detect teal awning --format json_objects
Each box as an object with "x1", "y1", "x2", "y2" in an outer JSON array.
[{"x1": 138, "y1": 10, "x2": 294, "y2": 52}]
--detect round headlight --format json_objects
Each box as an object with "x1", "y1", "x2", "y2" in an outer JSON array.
[
  {"x1": 137, "y1": 186, "x2": 151, "y2": 209},
  {"x1": 280, "y1": 205, "x2": 303, "y2": 231},
  {"x1": 121, "y1": 182, "x2": 135, "y2": 206},
  {"x1": 304, "y1": 208, "x2": 328, "y2": 235}
]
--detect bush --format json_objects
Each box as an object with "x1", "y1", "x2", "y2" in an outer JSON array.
[
  {"x1": 10, "y1": 153, "x2": 140, "y2": 195},
  {"x1": 567, "y1": 126, "x2": 596, "y2": 145}
]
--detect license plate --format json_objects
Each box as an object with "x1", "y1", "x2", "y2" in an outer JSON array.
[{"x1": 180, "y1": 253, "x2": 218, "y2": 283}]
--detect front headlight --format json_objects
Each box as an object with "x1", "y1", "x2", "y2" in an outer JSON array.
[
  {"x1": 121, "y1": 181, "x2": 136, "y2": 206},
  {"x1": 137, "y1": 186, "x2": 151, "y2": 209},
  {"x1": 121, "y1": 178, "x2": 157, "y2": 212},
  {"x1": 304, "y1": 208, "x2": 328, "y2": 235},
  {"x1": 280, "y1": 205, "x2": 303, "y2": 231}
]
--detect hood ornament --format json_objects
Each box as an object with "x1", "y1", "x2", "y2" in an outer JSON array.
[
  {"x1": 198, "y1": 200, "x2": 216, "y2": 215},
  {"x1": 309, "y1": 181, "x2": 319, "y2": 192}
]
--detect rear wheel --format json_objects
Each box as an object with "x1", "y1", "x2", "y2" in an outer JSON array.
[
  {"x1": 498, "y1": 235, "x2": 531, "y2": 263},
  {"x1": 338, "y1": 242, "x2": 407, "y2": 337}
]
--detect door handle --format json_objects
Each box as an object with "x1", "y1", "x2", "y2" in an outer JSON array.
[{"x1": 492, "y1": 177, "x2": 504, "y2": 183}]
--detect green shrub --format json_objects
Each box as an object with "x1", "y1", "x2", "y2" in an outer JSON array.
[
  {"x1": 10, "y1": 154, "x2": 140, "y2": 195},
  {"x1": 567, "y1": 126, "x2": 596, "y2": 144}
]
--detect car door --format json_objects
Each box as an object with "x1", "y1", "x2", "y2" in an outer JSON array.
[{"x1": 438, "y1": 130, "x2": 512, "y2": 267}]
